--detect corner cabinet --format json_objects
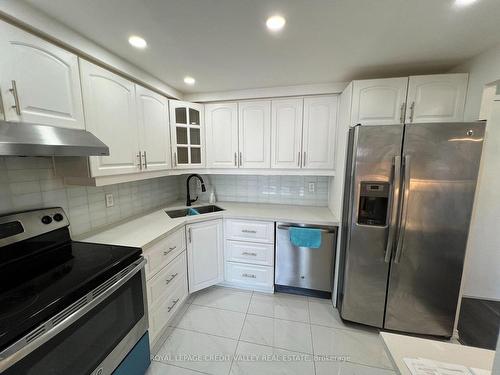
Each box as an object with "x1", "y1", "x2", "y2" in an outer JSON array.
[
  {"x1": 186, "y1": 219, "x2": 224, "y2": 293},
  {"x1": 170, "y1": 100, "x2": 205, "y2": 168},
  {"x1": 271, "y1": 96, "x2": 337, "y2": 170},
  {"x1": 0, "y1": 20, "x2": 84, "y2": 129},
  {"x1": 205, "y1": 102, "x2": 239, "y2": 168}
]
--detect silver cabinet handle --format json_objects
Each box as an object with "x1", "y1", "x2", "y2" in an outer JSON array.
[
  {"x1": 400, "y1": 103, "x2": 406, "y2": 124},
  {"x1": 394, "y1": 155, "x2": 411, "y2": 264},
  {"x1": 165, "y1": 272, "x2": 179, "y2": 285},
  {"x1": 241, "y1": 229, "x2": 256, "y2": 234},
  {"x1": 409, "y1": 102, "x2": 415, "y2": 123},
  {"x1": 137, "y1": 151, "x2": 143, "y2": 170},
  {"x1": 242, "y1": 273, "x2": 256, "y2": 279},
  {"x1": 385, "y1": 156, "x2": 401, "y2": 263},
  {"x1": 143, "y1": 151, "x2": 147, "y2": 169},
  {"x1": 169, "y1": 245, "x2": 177, "y2": 251},
  {"x1": 163, "y1": 245, "x2": 176, "y2": 256},
  {"x1": 234, "y1": 152, "x2": 237, "y2": 167},
  {"x1": 303, "y1": 152, "x2": 306, "y2": 167},
  {"x1": 242, "y1": 252, "x2": 257, "y2": 256},
  {"x1": 0, "y1": 91, "x2": 5, "y2": 120},
  {"x1": 239, "y1": 152, "x2": 242, "y2": 167},
  {"x1": 167, "y1": 298, "x2": 180, "y2": 312},
  {"x1": 174, "y1": 152, "x2": 177, "y2": 167},
  {"x1": 188, "y1": 227, "x2": 192, "y2": 243},
  {"x1": 297, "y1": 152, "x2": 301, "y2": 167},
  {"x1": 9, "y1": 80, "x2": 21, "y2": 116}
]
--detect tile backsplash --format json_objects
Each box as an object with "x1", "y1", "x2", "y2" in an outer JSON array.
[
  {"x1": 180, "y1": 174, "x2": 330, "y2": 206},
  {"x1": 0, "y1": 157, "x2": 181, "y2": 236}
]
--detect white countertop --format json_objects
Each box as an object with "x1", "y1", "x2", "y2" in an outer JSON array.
[
  {"x1": 80, "y1": 201, "x2": 339, "y2": 248},
  {"x1": 381, "y1": 332, "x2": 495, "y2": 374}
]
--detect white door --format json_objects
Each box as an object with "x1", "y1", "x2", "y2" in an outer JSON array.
[
  {"x1": 351, "y1": 78, "x2": 409, "y2": 126},
  {"x1": 238, "y1": 101, "x2": 271, "y2": 169},
  {"x1": 136, "y1": 85, "x2": 171, "y2": 171},
  {"x1": 271, "y1": 98, "x2": 304, "y2": 169},
  {"x1": 80, "y1": 60, "x2": 140, "y2": 177},
  {"x1": 205, "y1": 102, "x2": 239, "y2": 168},
  {"x1": 302, "y1": 96, "x2": 338, "y2": 170},
  {"x1": 169, "y1": 100, "x2": 205, "y2": 168},
  {"x1": 0, "y1": 21, "x2": 84, "y2": 129},
  {"x1": 406, "y1": 74, "x2": 468, "y2": 123},
  {"x1": 186, "y1": 219, "x2": 224, "y2": 292}
]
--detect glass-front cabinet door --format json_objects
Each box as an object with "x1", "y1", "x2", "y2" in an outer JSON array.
[{"x1": 169, "y1": 100, "x2": 205, "y2": 168}]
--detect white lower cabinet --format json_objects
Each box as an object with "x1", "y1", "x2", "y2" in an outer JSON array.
[
  {"x1": 223, "y1": 219, "x2": 275, "y2": 292},
  {"x1": 186, "y1": 219, "x2": 224, "y2": 293}
]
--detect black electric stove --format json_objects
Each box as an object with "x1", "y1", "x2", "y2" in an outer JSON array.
[{"x1": 0, "y1": 208, "x2": 142, "y2": 352}]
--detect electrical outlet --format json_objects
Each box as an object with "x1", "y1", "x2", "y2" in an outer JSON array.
[
  {"x1": 308, "y1": 182, "x2": 315, "y2": 192},
  {"x1": 105, "y1": 193, "x2": 114, "y2": 208}
]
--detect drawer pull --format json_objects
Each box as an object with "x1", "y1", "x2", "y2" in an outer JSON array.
[
  {"x1": 241, "y1": 229, "x2": 257, "y2": 234},
  {"x1": 242, "y1": 273, "x2": 256, "y2": 279},
  {"x1": 163, "y1": 246, "x2": 177, "y2": 255},
  {"x1": 165, "y1": 273, "x2": 179, "y2": 285},
  {"x1": 242, "y1": 252, "x2": 257, "y2": 256},
  {"x1": 167, "y1": 298, "x2": 180, "y2": 312}
]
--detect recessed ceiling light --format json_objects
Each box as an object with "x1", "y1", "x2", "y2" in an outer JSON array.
[
  {"x1": 128, "y1": 35, "x2": 147, "y2": 49},
  {"x1": 454, "y1": 0, "x2": 479, "y2": 7},
  {"x1": 184, "y1": 76, "x2": 196, "y2": 85},
  {"x1": 266, "y1": 15, "x2": 286, "y2": 32}
]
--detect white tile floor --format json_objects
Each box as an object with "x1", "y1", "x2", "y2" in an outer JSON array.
[{"x1": 147, "y1": 286, "x2": 396, "y2": 375}]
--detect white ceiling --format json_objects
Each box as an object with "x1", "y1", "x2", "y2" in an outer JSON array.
[{"x1": 23, "y1": 0, "x2": 500, "y2": 94}]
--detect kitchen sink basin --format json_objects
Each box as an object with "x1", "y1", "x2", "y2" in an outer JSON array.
[{"x1": 165, "y1": 205, "x2": 224, "y2": 218}]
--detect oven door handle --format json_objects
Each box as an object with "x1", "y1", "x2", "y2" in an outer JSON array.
[{"x1": 0, "y1": 258, "x2": 147, "y2": 372}]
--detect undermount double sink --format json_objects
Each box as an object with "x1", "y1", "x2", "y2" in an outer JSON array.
[{"x1": 165, "y1": 205, "x2": 224, "y2": 219}]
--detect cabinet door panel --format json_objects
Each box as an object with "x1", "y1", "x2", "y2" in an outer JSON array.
[
  {"x1": 352, "y1": 78, "x2": 409, "y2": 126},
  {"x1": 302, "y1": 96, "x2": 338, "y2": 169},
  {"x1": 406, "y1": 74, "x2": 468, "y2": 123},
  {"x1": 187, "y1": 220, "x2": 223, "y2": 292},
  {"x1": 0, "y1": 21, "x2": 84, "y2": 129},
  {"x1": 80, "y1": 60, "x2": 140, "y2": 176},
  {"x1": 136, "y1": 85, "x2": 171, "y2": 171},
  {"x1": 205, "y1": 103, "x2": 239, "y2": 168},
  {"x1": 271, "y1": 98, "x2": 303, "y2": 169},
  {"x1": 238, "y1": 101, "x2": 271, "y2": 169}
]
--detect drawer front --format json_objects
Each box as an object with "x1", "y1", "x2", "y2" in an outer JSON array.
[
  {"x1": 225, "y1": 262, "x2": 274, "y2": 289},
  {"x1": 149, "y1": 274, "x2": 188, "y2": 343},
  {"x1": 147, "y1": 251, "x2": 187, "y2": 307},
  {"x1": 145, "y1": 227, "x2": 186, "y2": 279},
  {"x1": 226, "y1": 240, "x2": 274, "y2": 266},
  {"x1": 225, "y1": 219, "x2": 274, "y2": 243}
]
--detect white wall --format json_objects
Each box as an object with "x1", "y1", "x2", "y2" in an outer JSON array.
[{"x1": 451, "y1": 44, "x2": 500, "y2": 301}]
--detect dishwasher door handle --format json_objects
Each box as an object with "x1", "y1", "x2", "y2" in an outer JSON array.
[{"x1": 276, "y1": 225, "x2": 335, "y2": 234}]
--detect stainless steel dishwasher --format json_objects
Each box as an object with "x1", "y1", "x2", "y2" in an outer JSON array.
[{"x1": 275, "y1": 222, "x2": 337, "y2": 298}]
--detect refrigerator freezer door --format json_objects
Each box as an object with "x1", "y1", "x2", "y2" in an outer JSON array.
[
  {"x1": 339, "y1": 124, "x2": 404, "y2": 328},
  {"x1": 385, "y1": 122, "x2": 485, "y2": 337}
]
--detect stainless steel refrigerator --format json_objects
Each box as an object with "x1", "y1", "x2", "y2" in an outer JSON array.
[{"x1": 338, "y1": 122, "x2": 485, "y2": 337}]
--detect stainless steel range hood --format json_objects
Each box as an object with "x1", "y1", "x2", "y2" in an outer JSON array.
[{"x1": 0, "y1": 120, "x2": 109, "y2": 156}]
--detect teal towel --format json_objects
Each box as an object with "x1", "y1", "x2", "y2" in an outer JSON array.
[
  {"x1": 289, "y1": 227, "x2": 322, "y2": 248},
  {"x1": 187, "y1": 208, "x2": 199, "y2": 216}
]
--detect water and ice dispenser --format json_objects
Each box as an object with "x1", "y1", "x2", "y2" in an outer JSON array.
[{"x1": 357, "y1": 182, "x2": 390, "y2": 226}]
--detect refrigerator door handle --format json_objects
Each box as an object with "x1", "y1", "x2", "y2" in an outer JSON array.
[
  {"x1": 384, "y1": 155, "x2": 401, "y2": 263},
  {"x1": 394, "y1": 154, "x2": 411, "y2": 263}
]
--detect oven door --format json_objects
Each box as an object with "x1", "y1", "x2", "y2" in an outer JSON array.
[{"x1": 0, "y1": 258, "x2": 149, "y2": 375}]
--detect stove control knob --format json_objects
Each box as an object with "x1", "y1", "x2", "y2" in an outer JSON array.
[
  {"x1": 41, "y1": 215, "x2": 53, "y2": 224},
  {"x1": 53, "y1": 213, "x2": 64, "y2": 222}
]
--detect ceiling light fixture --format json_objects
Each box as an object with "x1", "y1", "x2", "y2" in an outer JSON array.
[
  {"x1": 454, "y1": 0, "x2": 479, "y2": 7},
  {"x1": 266, "y1": 15, "x2": 286, "y2": 32},
  {"x1": 128, "y1": 35, "x2": 147, "y2": 49},
  {"x1": 184, "y1": 76, "x2": 196, "y2": 85}
]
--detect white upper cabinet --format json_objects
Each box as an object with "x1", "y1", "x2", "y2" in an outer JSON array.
[
  {"x1": 302, "y1": 96, "x2": 338, "y2": 169},
  {"x1": 80, "y1": 60, "x2": 140, "y2": 177},
  {"x1": 170, "y1": 100, "x2": 205, "y2": 168},
  {"x1": 271, "y1": 98, "x2": 304, "y2": 169},
  {"x1": 186, "y1": 219, "x2": 223, "y2": 293},
  {"x1": 405, "y1": 74, "x2": 468, "y2": 123},
  {"x1": 351, "y1": 77, "x2": 409, "y2": 126},
  {"x1": 205, "y1": 102, "x2": 239, "y2": 168},
  {"x1": 238, "y1": 101, "x2": 271, "y2": 169},
  {"x1": 0, "y1": 21, "x2": 84, "y2": 129},
  {"x1": 136, "y1": 85, "x2": 171, "y2": 171}
]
